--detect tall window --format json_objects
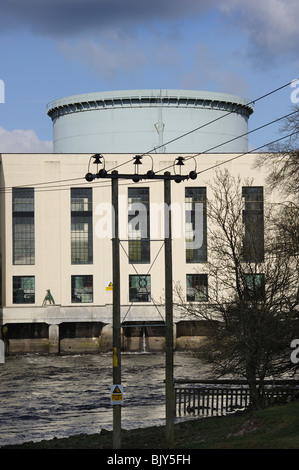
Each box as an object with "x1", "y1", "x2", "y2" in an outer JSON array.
[
  {"x1": 71, "y1": 188, "x2": 93, "y2": 264},
  {"x1": 242, "y1": 187, "x2": 264, "y2": 262},
  {"x1": 128, "y1": 188, "x2": 150, "y2": 263},
  {"x1": 71, "y1": 275, "x2": 93, "y2": 303},
  {"x1": 129, "y1": 275, "x2": 151, "y2": 302},
  {"x1": 12, "y1": 188, "x2": 35, "y2": 265},
  {"x1": 186, "y1": 274, "x2": 208, "y2": 302},
  {"x1": 13, "y1": 276, "x2": 35, "y2": 304},
  {"x1": 185, "y1": 187, "x2": 207, "y2": 263}
]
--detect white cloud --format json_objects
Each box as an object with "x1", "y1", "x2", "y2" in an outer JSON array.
[
  {"x1": 0, "y1": 126, "x2": 53, "y2": 152},
  {"x1": 58, "y1": 34, "x2": 146, "y2": 79},
  {"x1": 178, "y1": 43, "x2": 250, "y2": 97},
  {"x1": 220, "y1": 0, "x2": 299, "y2": 63}
]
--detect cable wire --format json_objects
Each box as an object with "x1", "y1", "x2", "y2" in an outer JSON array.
[{"x1": 0, "y1": 81, "x2": 295, "y2": 193}]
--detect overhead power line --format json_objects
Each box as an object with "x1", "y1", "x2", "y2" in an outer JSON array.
[
  {"x1": 0, "y1": 80, "x2": 296, "y2": 194},
  {"x1": 0, "y1": 125, "x2": 298, "y2": 195},
  {"x1": 138, "y1": 80, "x2": 294, "y2": 159},
  {"x1": 92, "y1": 80, "x2": 295, "y2": 175}
]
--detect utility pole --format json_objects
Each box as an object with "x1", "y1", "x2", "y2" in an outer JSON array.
[
  {"x1": 112, "y1": 171, "x2": 121, "y2": 449},
  {"x1": 164, "y1": 173, "x2": 174, "y2": 448},
  {"x1": 85, "y1": 155, "x2": 197, "y2": 450}
]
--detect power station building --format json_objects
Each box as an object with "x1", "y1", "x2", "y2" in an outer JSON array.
[{"x1": 0, "y1": 89, "x2": 271, "y2": 355}]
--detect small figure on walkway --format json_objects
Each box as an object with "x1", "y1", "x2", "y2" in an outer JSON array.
[{"x1": 42, "y1": 289, "x2": 55, "y2": 306}]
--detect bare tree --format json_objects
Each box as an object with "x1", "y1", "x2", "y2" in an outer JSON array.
[
  {"x1": 175, "y1": 169, "x2": 299, "y2": 409},
  {"x1": 254, "y1": 105, "x2": 299, "y2": 258},
  {"x1": 255, "y1": 104, "x2": 299, "y2": 198}
]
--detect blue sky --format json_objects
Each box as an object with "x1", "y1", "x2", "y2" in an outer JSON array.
[{"x1": 0, "y1": 0, "x2": 298, "y2": 153}]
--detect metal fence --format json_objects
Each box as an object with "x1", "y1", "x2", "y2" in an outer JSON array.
[{"x1": 175, "y1": 379, "x2": 299, "y2": 417}]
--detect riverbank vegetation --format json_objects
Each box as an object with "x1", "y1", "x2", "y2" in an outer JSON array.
[{"x1": 3, "y1": 398, "x2": 299, "y2": 449}]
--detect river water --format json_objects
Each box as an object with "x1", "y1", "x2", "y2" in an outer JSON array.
[{"x1": 0, "y1": 352, "x2": 211, "y2": 448}]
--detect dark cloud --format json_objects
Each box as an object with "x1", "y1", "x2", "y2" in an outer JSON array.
[{"x1": 0, "y1": 0, "x2": 217, "y2": 37}]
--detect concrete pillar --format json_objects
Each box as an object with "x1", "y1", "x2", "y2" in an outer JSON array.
[
  {"x1": 173, "y1": 323, "x2": 177, "y2": 350},
  {"x1": 99, "y1": 324, "x2": 124, "y2": 352},
  {"x1": 99, "y1": 324, "x2": 113, "y2": 352},
  {"x1": 49, "y1": 324, "x2": 59, "y2": 354}
]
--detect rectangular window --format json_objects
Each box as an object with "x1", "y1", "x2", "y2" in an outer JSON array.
[
  {"x1": 185, "y1": 187, "x2": 207, "y2": 263},
  {"x1": 186, "y1": 274, "x2": 208, "y2": 302},
  {"x1": 128, "y1": 188, "x2": 150, "y2": 263},
  {"x1": 71, "y1": 275, "x2": 93, "y2": 303},
  {"x1": 71, "y1": 188, "x2": 93, "y2": 264},
  {"x1": 12, "y1": 188, "x2": 35, "y2": 265},
  {"x1": 243, "y1": 273, "x2": 265, "y2": 301},
  {"x1": 13, "y1": 276, "x2": 35, "y2": 304},
  {"x1": 129, "y1": 275, "x2": 151, "y2": 302},
  {"x1": 242, "y1": 187, "x2": 264, "y2": 262}
]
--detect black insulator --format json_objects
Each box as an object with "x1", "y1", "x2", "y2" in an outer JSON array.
[
  {"x1": 189, "y1": 170, "x2": 197, "y2": 180},
  {"x1": 85, "y1": 172, "x2": 94, "y2": 182},
  {"x1": 98, "y1": 169, "x2": 107, "y2": 177}
]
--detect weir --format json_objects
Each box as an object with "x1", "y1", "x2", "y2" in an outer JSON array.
[{"x1": 1, "y1": 319, "x2": 211, "y2": 355}]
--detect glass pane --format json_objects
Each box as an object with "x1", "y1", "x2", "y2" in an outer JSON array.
[
  {"x1": 71, "y1": 189, "x2": 93, "y2": 264},
  {"x1": 13, "y1": 189, "x2": 35, "y2": 265},
  {"x1": 129, "y1": 275, "x2": 151, "y2": 302},
  {"x1": 71, "y1": 275, "x2": 93, "y2": 303},
  {"x1": 186, "y1": 274, "x2": 208, "y2": 302},
  {"x1": 13, "y1": 276, "x2": 35, "y2": 304},
  {"x1": 185, "y1": 187, "x2": 207, "y2": 263},
  {"x1": 128, "y1": 188, "x2": 150, "y2": 264}
]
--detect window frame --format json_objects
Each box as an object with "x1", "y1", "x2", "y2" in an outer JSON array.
[
  {"x1": 185, "y1": 187, "x2": 207, "y2": 263},
  {"x1": 13, "y1": 276, "x2": 35, "y2": 304},
  {"x1": 242, "y1": 186, "x2": 264, "y2": 263},
  {"x1": 186, "y1": 273, "x2": 208, "y2": 302},
  {"x1": 71, "y1": 275, "x2": 93, "y2": 303},
  {"x1": 12, "y1": 188, "x2": 35, "y2": 265},
  {"x1": 129, "y1": 274, "x2": 151, "y2": 302},
  {"x1": 71, "y1": 188, "x2": 93, "y2": 265},
  {"x1": 243, "y1": 273, "x2": 265, "y2": 301},
  {"x1": 128, "y1": 187, "x2": 150, "y2": 264}
]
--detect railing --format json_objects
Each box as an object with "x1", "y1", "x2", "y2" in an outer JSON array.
[{"x1": 175, "y1": 379, "x2": 299, "y2": 417}]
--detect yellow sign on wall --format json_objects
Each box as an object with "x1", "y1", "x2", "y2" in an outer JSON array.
[{"x1": 106, "y1": 282, "x2": 113, "y2": 291}]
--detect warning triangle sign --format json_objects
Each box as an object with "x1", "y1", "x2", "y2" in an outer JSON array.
[{"x1": 113, "y1": 385, "x2": 121, "y2": 394}]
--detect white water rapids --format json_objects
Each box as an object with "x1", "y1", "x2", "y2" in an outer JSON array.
[{"x1": 0, "y1": 351, "x2": 211, "y2": 447}]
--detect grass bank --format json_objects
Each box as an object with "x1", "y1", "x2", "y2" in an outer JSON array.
[{"x1": 2, "y1": 399, "x2": 299, "y2": 449}]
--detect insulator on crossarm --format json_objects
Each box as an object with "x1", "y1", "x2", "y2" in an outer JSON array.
[
  {"x1": 85, "y1": 173, "x2": 94, "y2": 182},
  {"x1": 189, "y1": 170, "x2": 197, "y2": 180}
]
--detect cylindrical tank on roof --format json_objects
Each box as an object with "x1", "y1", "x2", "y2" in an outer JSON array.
[{"x1": 47, "y1": 89, "x2": 254, "y2": 154}]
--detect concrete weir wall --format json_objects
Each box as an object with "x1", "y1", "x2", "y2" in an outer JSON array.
[{"x1": 1, "y1": 320, "x2": 211, "y2": 355}]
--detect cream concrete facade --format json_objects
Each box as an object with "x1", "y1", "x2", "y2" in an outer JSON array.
[{"x1": 0, "y1": 152, "x2": 272, "y2": 352}]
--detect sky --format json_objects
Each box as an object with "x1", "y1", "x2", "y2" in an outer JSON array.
[{"x1": 0, "y1": 0, "x2": 298, "y2": 153}]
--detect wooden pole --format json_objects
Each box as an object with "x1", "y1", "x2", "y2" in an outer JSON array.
[
  {"x1": 112, "y1": 172, "x2": 121, "y2": 449},
  {"x1": 164, "y1": 173, "x2": 174, "y2": 448}
]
